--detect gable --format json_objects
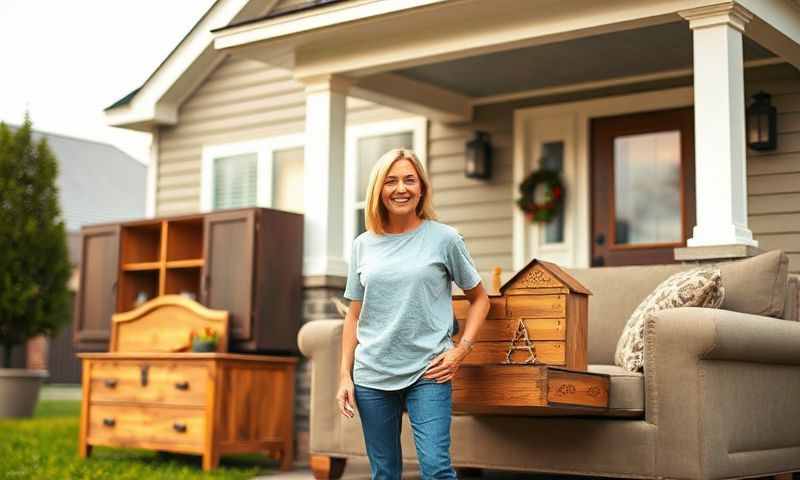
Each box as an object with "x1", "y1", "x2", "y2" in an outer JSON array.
[{"x1": 503, "y1": 263, "x2": 565, "y2": 291}]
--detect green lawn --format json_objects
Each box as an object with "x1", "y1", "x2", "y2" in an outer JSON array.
[{"x1": 0, "y1": 400, "x2": 278, "y2": 480}]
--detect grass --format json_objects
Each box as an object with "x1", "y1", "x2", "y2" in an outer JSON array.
[{"x1": 0, "y1": 400, "x2": 279, "y2": 480}]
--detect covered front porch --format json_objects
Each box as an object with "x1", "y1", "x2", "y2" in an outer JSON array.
[{"x1": 213, "y1": 0, "x2": 800, "y2": 282}]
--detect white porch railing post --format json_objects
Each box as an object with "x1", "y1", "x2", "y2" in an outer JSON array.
[
  {"x1": 680, "y1": 4, "x2": 758, "y2": 248},
  {"x1": 302, "y1": 75, "x2": 351, "y2": 277}
]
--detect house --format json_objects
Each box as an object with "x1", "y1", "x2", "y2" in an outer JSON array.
[
  {"x1": 1, "y1": 126, "x2": 146, "y2": 382},
  {"x1": 103, "y1": 0, "x2": 800, "y2": 462}
]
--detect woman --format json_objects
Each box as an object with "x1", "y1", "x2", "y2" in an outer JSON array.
[{"x1": 338, "y1": 148, "x2": 490, "y2": 479}]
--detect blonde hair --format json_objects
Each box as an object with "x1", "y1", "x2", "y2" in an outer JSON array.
[{"x1": 364, "y1": 148, "x2": 437, "y2": 235}]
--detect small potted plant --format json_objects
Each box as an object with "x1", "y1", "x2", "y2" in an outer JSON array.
[{"x1": 190, "y1": 327, "x2": 219, "y2": 352}]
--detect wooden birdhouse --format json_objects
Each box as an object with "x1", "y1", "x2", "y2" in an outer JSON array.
[
  {"x1": 452, "y1": 259, "x2": 607, "y2": 415},
  {"x1": 453, "y1": 258, "x2": 592, "y2": 371}
]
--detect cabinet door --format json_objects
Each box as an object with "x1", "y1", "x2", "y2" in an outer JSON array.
[
  {"x1": 202, "y1": 209, "x2": 255, "y2": 341},
  {"x1": 74, "y1": 225, "x2": 120, "y2": 348}
]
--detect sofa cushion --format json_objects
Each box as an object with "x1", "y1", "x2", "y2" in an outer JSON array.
[
  {"x1": 614, "y1": 267, "x2": 725, "y2": 372},
  {"x1": 587, "y1": 364, "x2": 644, "y2": 416},
  {"x1": 716, "y1": 249, "x2": 789, "y2": 318}
]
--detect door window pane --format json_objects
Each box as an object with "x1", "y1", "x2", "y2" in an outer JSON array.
[
  {"x1": 214, "y1": 153, "x2": 258, "y2": 210},
  {"x1": 613, "y1": 131, "x2": 681, "y2": 245},
  {"x1": 540, "y1": 141, "x2": 564, "y2": 244},
  {"x1": 357, "y1": 132, "x2": 414, "y2": 202},
  {"x1": 273, "y1": 147, "x2": 304, "y2": 214}
]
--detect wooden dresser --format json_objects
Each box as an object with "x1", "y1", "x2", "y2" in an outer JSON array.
[
  {"x1": 78, "y1": 296, "x2": 297, "y2": 471},
  {"x1": 452, "y1": 259, "x2": 610, "y2": 415}
]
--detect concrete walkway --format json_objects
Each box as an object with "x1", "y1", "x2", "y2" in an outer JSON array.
[{"x1": 251, "y1": 458, "x2": 583, "y2": 479}]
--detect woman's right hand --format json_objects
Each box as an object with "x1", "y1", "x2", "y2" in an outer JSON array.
[{"x1": 336, "y1": 376, "x2": 356, "y2": 418}]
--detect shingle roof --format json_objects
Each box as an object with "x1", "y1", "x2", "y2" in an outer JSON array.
[
  {"x1": 5, "y1": 124, "x2": 147, "y2": 234},
  {"x1": 104, "y1": 87, "x2": 141, "y2": 111},
  {"x1": 215, "y1": 0, "x2": 347, "y2": 32}
]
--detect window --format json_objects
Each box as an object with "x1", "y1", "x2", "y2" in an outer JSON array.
[
  {"x1": 344, "y1": 118, "x2": 427, "y2": 258},
  {"x1": 540, "y1": 141, "x2": 565, "y2": 244},
  {"x1": 201, "y1": 134, "x2": 305, "y2": 213}
]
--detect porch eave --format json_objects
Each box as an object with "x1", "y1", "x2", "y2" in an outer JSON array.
[{"x1": 213, "y1": 0, "x2": 744, "y2": 81}]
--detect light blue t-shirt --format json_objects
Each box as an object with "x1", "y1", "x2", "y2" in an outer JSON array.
[{"x1": 343, "y1": 219, "x2": 482, "y2": 391}]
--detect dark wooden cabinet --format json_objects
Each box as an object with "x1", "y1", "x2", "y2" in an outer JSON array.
[
  {"x1": 74, "y1": 208, "x2": 303, "y2": 353},
  {"x1": 73, "y1": 225, "x2": 120, "y2": 350}
]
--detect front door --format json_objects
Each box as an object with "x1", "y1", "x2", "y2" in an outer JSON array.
[{"x1": 590, "y1": 108, "x2": 695, "y2": 266}]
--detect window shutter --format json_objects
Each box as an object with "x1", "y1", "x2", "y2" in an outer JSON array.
[{"x1": 213, "y1": 153, "x2": 258, "y2": 210}]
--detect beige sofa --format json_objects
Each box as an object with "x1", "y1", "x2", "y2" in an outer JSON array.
[{"x1": 298, "y1": 251, "x2": 800, "y2": 479}]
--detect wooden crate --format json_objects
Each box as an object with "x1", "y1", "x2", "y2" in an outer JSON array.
[{"x1": 453, "y1": 365, "x2": 609, "y2": 415}]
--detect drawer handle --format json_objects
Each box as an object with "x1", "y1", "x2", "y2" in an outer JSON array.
[
  {"x1": 174, "y1": 381, "x2": 190, "y2": 391},
  {"x1": 140, "y1": 365, "x2": 149, "y2": 386},
  {"x1": 104, "y1": 379, "x2": 118, "y2": 389},
  {"x1": 173, "y1": 422, "x2": 187, "y2": 433},
  {"x1": 102, "y1": 418, "x2": 116, "y2": 427}
]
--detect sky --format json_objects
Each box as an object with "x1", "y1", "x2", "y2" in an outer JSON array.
[{"x1": 0, "y1": 0, "x2": 217, "y2": 164}]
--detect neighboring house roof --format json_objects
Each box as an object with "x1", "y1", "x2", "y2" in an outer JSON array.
[{"x1": 6, "y1": 124, "x2": 147, "y2": 234}]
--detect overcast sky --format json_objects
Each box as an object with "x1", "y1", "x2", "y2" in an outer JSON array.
[{"x1": 0, "y1": 0, "x2": 217, "y2": 164}]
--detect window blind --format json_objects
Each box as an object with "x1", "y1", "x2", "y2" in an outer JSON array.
[{"x1": 213, "y1": 152, "x2": 258, "y2": 210}]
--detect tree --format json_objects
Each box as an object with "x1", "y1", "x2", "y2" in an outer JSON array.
[{"x1": 0, "y1": 116, "x2": 71, "y2": 368}]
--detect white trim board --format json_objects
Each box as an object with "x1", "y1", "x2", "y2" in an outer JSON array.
[{"x1": 512, "y1": 87, "x2": 693, "y2": 270}]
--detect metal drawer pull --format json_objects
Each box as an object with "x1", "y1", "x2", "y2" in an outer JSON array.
[
  {"x1": 103, "y1": 418, "x2": 115, "y2": 427},
  {"x1": 104, "y1": 379, "x2": 118, "y2": 389},
  {"x1": 174, "y1": 381, "x2": 190, "y2": 391},
  {"x1": 173, "y1": 422, "x2": 187, "y2": 433},
  {"x1": 140, "y1": 365, "x2": 149, "y2": 386}
]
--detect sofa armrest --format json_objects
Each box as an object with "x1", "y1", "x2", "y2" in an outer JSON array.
[
  {"x1": 297, "y1": 319, "x2": 345, "y2": 455},
  {"x1": 646, "y1": 307, "x2": 800, "y2": 367},
  {"x1": 644, "y1": 307, "x2": 800, "y2": 479},
  {"x1": 298, "y1": 319, "x2": 344, "y2": 359}
]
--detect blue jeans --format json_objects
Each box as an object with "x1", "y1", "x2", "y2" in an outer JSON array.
[{"x1": 354, "y1": 377, "x2": 457, "y2": 480}]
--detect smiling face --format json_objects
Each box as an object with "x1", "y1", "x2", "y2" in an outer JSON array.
[{"x1": 380, "y1": 158, "x2": 423, "y2": 220}]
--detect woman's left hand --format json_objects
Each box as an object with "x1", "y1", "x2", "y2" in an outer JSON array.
[{"x1": 423, "y1": 345, "x2": 470, "y2": 383}]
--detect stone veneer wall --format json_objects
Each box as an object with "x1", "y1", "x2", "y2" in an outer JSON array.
[{"x1": 294, "y1": 276, "x2": 346, "y2": 465}]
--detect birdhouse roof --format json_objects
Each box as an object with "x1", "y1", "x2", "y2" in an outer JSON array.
[{"x1": 500, "y1": 258, "x2": 592, "y2": 295}]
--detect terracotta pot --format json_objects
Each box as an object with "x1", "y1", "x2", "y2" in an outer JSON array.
[{"x1": 0, "y1": 369, "x2": 48, "y2": 418}]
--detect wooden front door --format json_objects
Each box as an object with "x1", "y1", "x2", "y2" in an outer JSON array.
[{"x1": 590, "y1": 108, "x2": 695, "y2": 266}]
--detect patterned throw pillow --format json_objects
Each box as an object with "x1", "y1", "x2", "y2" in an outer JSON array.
[{"x1": 614, "y1": 267, "x2": 725, "y2": 372}]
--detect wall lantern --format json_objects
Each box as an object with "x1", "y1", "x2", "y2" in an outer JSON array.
[
  {"x1": 465, "y1": 131, "x2": 492, "y2": 179},
  {"x1": 746, "y1": 91, "x2": 777, "y2": 151}
]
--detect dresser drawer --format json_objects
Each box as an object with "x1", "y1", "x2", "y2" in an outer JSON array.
[
  {"x1": 89, "y1": 361, "x2": 208, "y2": 406},
  {"x1": 87, "y1": 404, "x2": 205, "y2": 449}
]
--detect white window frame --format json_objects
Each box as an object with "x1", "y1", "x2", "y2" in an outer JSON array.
[
  {"x1": 200, "y1": 133, "x2": 306, "y2": 212},
  {"x1": 343, "y1": 117, "x2": 428, "y2": 261}
]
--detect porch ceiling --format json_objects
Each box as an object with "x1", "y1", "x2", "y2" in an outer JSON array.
[{"x1": 394, "y1": 21, "x2": 775, "y2": 98}]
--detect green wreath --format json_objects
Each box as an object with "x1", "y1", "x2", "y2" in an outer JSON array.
[{"x1": 516, "y1": 169, "x2": 565, "y2": 223}]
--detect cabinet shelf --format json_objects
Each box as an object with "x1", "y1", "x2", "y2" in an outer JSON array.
[
  {"x1": 122, "y1": 262, "x2": 162, "y2": 271},
  {"x1": 166, "y1": 259, "x2": 204, "y2": 269}
]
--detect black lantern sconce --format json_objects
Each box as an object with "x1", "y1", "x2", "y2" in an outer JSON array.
[
  {"x1": 746, "y1": 91, "x2": 777, "y2": 151},
  {"x1": 465, "y1": 131, "x2": 492, "y2": 179}
]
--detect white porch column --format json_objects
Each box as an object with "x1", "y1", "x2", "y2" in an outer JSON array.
[
  {"x1": 680, "y1": 4, "x2": 758, "y2": 248},
  {"x1": 302, "y1": 75, "x2": 350, "y2": 277}
]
